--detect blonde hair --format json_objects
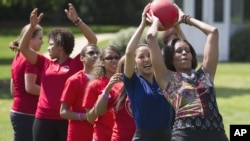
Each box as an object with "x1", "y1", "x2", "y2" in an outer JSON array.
[{"x1": 9, "y1": 24, "x2": 43, "y2": 52}]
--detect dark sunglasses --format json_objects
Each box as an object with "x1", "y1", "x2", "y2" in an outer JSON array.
[
  {"x1": 86, "y1": 51, "x2": 99, "y2": 56},
  {"x1": 104, "y1": 56, "x2": 120, "y2": 61}
]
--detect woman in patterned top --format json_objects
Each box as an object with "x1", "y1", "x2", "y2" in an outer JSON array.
[{"x1": 146, "y1": 4, "x2": 229, "y2": 141}]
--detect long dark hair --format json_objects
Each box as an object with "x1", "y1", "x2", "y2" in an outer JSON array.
[
  {"x1": 163, "y1": 37, "x2": 198, "y2": 71},
  {"x1": 114, "y1": 55, "x2": 127, "y2": 111}
]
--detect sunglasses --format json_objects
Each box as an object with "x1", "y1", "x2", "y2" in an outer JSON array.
[
  {"x1": 86, "y1": 51, "x2": 99, "y2": 56},
  {"x1": 104, "y1": 56, "x2": 120, "y2": 61}
]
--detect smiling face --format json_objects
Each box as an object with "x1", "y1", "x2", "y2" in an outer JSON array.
[
  {"x1": 173, "y1": 40, "x2": 193, "y2": 72},
  {"x1": 135, "y1": 46, "x2": 153, "y2": 76},
  {"x1": 103, "y1": 49, "x2": 120, "y2": 77},
  {"x1": 47, "y1": 38, "x2": 62, "y2": 59}
]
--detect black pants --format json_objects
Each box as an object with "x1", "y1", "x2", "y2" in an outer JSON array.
[
  {"x1": 32, "y1": 118, "x2": 68, "y2": 141},
  {"x1": 10, "y1": 111, "x2": 35, "y2": 141},
  {"x1": 132, "y1": 128, "x2": 171, "y2": 141},
  {"x1": 171, "y1": 129, "x2": 229, "y2": 141}
]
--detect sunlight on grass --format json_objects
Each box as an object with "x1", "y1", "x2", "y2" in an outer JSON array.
[
  {"x1": 218, "y1": 95, "x2": 250, "y2": 137},
  {"x1": 0, "y1": 99, "x2": 13, "y2": 141},
  {"x1": 215, "y1": 63, "x2": 250, "y2": 138}
]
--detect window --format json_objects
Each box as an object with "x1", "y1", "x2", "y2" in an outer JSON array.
[
  {"x1": 214, "y1": 0, "x2": 224, "y2": 22},
  {"x1": 195, "y1": 0, "x2": 203, "y2": 20}
]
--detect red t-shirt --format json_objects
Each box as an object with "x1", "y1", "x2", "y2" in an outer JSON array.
[
  {"x1": 35, "y1": 54, "x2": 82, "y2": 119},
  {"x1": 83, "y1": 76, "x2": 114, "y2": 141},
  {"x1": 107, "y1": 82, "x2": 135, "y2": 141},
  {"x1": 11, "y1": 52, "x2": 40, "y2": 114},
  {"x1": 61, "y1": 70, "x2": 93, "y2": 141}
]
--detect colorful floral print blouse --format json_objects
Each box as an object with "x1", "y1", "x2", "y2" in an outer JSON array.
[{"x1": 164, "y1": 68, "x2": 225, "y2": 131}]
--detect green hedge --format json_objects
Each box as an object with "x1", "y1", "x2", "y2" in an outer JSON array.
[
  {"x1": 109, "y1": 27, "x2": 164, "y2": 56},
  {"x1": 230, "y1": 28, "x2": 250, "y2": 62}
]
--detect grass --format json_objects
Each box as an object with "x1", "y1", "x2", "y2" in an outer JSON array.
[
  {"x1": 0, "y1": 99, "x2": 13, "y2": 141},
  {"x1": 1, "y1": 25, "x2": 250, "y2": 140},
  {"x1": 214, "y1": 63, "x2": 250, "y2": 138}
]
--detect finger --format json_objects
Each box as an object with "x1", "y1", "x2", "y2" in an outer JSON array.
[
  {"x1": 38, "y1": 13, "x2": 44, "y2": 21},
  {"x1": 64, "y1": 9, "x2": 69, "y2": 14}
]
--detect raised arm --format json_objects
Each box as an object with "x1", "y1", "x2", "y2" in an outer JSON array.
[
  {"x1": 65, "y1": 3, "x2": 97, "y2": 45},
  {"x1": 19, "y1": 8, "x2": 43, "y2": 64},
  {"x1": 146, "y1": 11, "x2": 171, "y2": 90},
  {"x1": 124, "y1": 3, "x2": 150, "y2": 78},
  {"x1": 173, "y1": 4, "x2": 186, "y2": 40},
  {"x1": 183, "y1": 13, "x2": 219, "y2": 81}
]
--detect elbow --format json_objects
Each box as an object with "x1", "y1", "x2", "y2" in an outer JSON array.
[
  {"x1": 211, "y1": 27, "x2": 219, "y2": 36},
  {"x1": 25, "y1": 86, "x2": 33, "y2": 94},
  {"x1": 25, "y1": 85, "x2": 39, "y2": 95},
  {"x1": 59, "y1": 109, "x2": 67, "y2": 119},
  {"x1": 86, "y1": 109, "x2": 96, "y2": 124},
  {"x1": 146, "y1": 32, "x2": 157, "y2": 44},
  {"x1": 95, "y1": 108, "x2": 105, "y2": 116},
  {"x1": 146, "y1": 32, "x2": 155, "y2": 40}
]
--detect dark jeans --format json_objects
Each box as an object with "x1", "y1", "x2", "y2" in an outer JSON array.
[
  {"x1": 10, "y1": 111, "x2": 35, "y2": 141},
  {"x1": 132, "y1": 128, "x2": 171, "y2": 141},
  {"x1": 32, "y1": 118, "x2": 68, "y2": 141},
  {"x1": 171, "y1": 129, "x2": 229, "y2": 141}
]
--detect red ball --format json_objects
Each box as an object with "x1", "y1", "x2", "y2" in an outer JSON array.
[{"x1": 150, "y1": 0, "x2": 178, "y2": 30}]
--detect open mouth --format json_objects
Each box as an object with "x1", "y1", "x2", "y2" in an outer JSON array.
[{"x1": 143, "y1": 64, "x2": 152, "y2": 69}]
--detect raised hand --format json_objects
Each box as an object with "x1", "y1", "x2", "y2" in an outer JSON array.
[
  {"x1": 30, "y1": 8, "x2": 43, "y2": 26},
  {"x1": 141, "y1": 3, "x2": 151, "y2": 27},
  {"x1": 146, "y1": 10, "x2": 164, "y2": 30},
  {"x1": 173, "y1": 4, "x2": 185, "y2": 24},
  {"x1": 64, "y1": 3, "x2": 79, "y2": 22}
]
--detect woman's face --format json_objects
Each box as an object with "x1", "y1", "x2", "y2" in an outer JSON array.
[
  {"x1": 47, "y1": 38, "x2": 61, "y2": 59},
  {"x1": 82, "y1": 46, "x2": 99, "y2": 68},
  {"x1": 135, "y1": 46, "x2": 153, "y2": 75},
  {"x1": 103, "y1": 49, "x2": 120, "y2": 77},
  {"x1": 173, "y1": 40, "x2": 192, "y2": 72},
  {"x1": 30, "y1": 30, "x2": 43, "y2": 52}
]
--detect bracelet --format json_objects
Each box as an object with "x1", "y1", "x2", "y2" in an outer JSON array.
[
  {"x1": 77, "y1": 113, "x2": 82, "y2": 121},
  {"x1": 181, "y1": 15, "x2": 192, "y2": 25},
  {"x1": 73, "y1": 17, "x2": 82, "y2": 26},
  {"x1": 102, "y1": 92, "x2": 109, "y2": 99}
]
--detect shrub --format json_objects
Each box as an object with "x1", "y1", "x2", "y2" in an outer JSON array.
[
  {"x1": 109, "y1": 27, "x2": 164, "y2": 55},
  {"x1": 230, "y1": 28, "x2": 250, "y2": 62}
]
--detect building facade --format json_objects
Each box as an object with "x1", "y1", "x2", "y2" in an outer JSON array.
[{"x1": 172, "y1": 0, "x2": 244, "y2": 61}]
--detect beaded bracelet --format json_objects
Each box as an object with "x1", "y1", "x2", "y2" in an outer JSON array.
[
  {"x1": 102, "y1": 92, "x2": 109, "y2": 99},
  {"x1": 181, "y1": 15, "x2": 192, "y2": 25},
  {"x1": 77, "y1": 113, "x2": 82, "y2": 121},
  {"x1": 73, "y1": 17, "x2": 82, "y2": 26}
]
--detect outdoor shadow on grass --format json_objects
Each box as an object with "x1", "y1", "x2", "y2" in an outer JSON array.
[
  {"x1": 215, "y1": 87, "x2": 250, "y2": 98},
  {"x1": 0, "y1": 58, "x2": 13, "y2": 65},
  {"x1": 0, "y1": 79, "x2": 11, "y2": 99},
  {"x1": 1, "y1": 80, "x2": 249, "y2": 99}
]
